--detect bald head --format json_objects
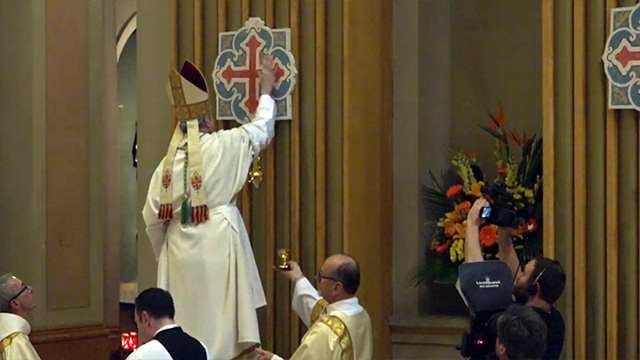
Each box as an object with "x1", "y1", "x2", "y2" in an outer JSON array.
[{"x1": 323, "y1": 254, "x2": 360, "y2": 295}]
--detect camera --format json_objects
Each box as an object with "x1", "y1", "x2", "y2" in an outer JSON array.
[
  {"x1": 456, "y1": 261, "x2": 514, "y2": 359},
  {"x1": 480, "y1": 183, "x2": 527, "y2": 229}
]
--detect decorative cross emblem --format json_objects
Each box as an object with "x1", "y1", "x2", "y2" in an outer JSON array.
[
  {"x1": 219, "y1": 36, "x2": 286, "y2": 114},
  {"x1": 603, "y1": 3, "x2": 640, "y2": 110},
  {"x1": 213, "y1": 17, "x2": 297, "y2": 124}
]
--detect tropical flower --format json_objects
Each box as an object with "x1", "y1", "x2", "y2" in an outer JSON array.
[
  {"x1": 467, "y1": 181, "x2": 485, "y2": 197},
  {"x1": 447, "y1": 184, "x2": 463, "y2": 198}
]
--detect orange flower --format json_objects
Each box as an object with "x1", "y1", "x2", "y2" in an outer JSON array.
[
  {"x1": 495, "y1": 108, "x2": 506, "y2": 126},
  {"x1": 445, "y1": 211, "x2": 462, "y2": 223},
  {"x1": 508, "y1": 130, "x2": 532, "y2": 146},
  {"x1": 467, "y1": 151, "x2": 477, "y2": 161},
  {"x1": 454, "y1": 223, "x2": 466, "y2": 239},
  {"x1": 480, "y1": 225, "x2": 498, "y2": 247},
  {"x1": 455, "y1": 201, "x2": 472, "y2": 214},
  {"x1": 444, "y1": 220, "x2": 457, "y2": 237},
  {"x1": 486, "y1": 107, "x2": 506, "y2": 131},
  {"x1": 497, "y1": 166, "x2": 508, "y2": 178},
  {"x1": 447, "y1": 185, "x2": 463, "y2": 198},
  {"x1": 435, "y1": 240, "x2": 452, "y2": 254},
  {"x1": 467, "y1": 181, "x2": 484, "y2": 197}
]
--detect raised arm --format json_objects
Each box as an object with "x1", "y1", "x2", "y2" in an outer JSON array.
[
  {"x1": 277, "y1": 261, "x2": 321, "y2": 327},
  {"x1": 464, "y1": 198, "x2": 489, "y2": 263},
  {"x1": 497, "y1": 226, "x2": 520, "y2": 276},
  {"x1": 241, "y1": 57, "x2": 277, "y2": 153}
]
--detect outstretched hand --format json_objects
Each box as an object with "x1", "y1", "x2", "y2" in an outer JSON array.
[{"x1": 259, "y1": 56, "x2": 276, "y2": 95}]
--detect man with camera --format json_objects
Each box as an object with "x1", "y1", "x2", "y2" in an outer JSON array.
[{"x1": 465, "y1": 198, "x2": 566, "y2": 360}]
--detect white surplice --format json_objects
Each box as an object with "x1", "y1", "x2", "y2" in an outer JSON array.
[
  {"x1": 271, "y1": 278, "x2": 373, "y2": 360},
  {"x1": 143, "y1": 95, "x2": 275, "y2": 359},
  {"x1": 0, "y1": 313, "x2": 41, "y2": 360}
]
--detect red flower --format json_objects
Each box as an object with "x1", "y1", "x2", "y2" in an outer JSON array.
[
  {"x1": 524, "y1": 218, "x2": 538, "y2": 233},
  {"x1": 447, "y1": 185, "x2": 463, "y2": 198},
  {"x1": 436, "y1": 240, "x2": 452, "y2": 254},
  {"x1": 497, "y1": 166, "x2": 508, "y2": 178},
  {"x1": 480, "y1": 225, "x2": 497, "y2": 247}
]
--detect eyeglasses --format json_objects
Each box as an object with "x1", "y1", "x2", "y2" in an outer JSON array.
[
  {"x1": 8, "y1": 285, "x2": 28, "y2": 303},
  {"x1": 315, "y1": 271, "x2": 338, "y2": 284}
]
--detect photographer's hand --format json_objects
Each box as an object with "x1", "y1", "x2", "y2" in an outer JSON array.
[
  {"x1": 468, "y1": 198, "x2": 489, "y2": 227},
  {"x1": 465, "y1": 199, "x2": 489, "y2": 263}
]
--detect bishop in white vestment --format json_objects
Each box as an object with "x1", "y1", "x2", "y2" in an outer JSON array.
[{"x1": 143, "y1": 59, "x2": 277, "y2": 359}]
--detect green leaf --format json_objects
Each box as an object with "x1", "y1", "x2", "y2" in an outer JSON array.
[{"x1": 480, "y1": 125, "x2": 508, "y2": 144}]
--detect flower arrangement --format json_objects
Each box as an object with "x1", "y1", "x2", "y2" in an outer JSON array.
[{"x1": 417, "y1": 107, "x2": 543, "y2": 285}]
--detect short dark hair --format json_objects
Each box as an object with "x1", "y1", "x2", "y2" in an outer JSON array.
[
  {"x1": 135, "y1": 288, "x2": 175, "y2": 320},
  {"x1": 530, "y1": 257, "x2": 566, "y2": 304},
  {"x1": 497, "y1": 304, "x2": 547, "y2": 360},
  {"x1": 333, "y1": 254, "x2": 360, "y2": 295}
]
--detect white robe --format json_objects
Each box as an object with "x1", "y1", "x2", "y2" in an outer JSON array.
[
  {"x1": 143, "y1": 95, "x2": 275, "y2": 359},
  {"x1": 271, "y1": 278, "x2": 373, "y2": 360},
  {"x1": 126, "y1": 340, "x2": 172, "y2": 360},
  {"x1": 0, "y1": 313, "x2": 41, "y2": 360},
  {"x1": 126, "y1": 324, "x2": 211, "y2": 360}
]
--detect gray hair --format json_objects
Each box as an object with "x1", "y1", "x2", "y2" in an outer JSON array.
[
  {"x1": 179, "y1": 115, "x2": 208, "y2": 134},
  {"x1": 0, "y1": 273, "x2": 16, "y2": 312}
]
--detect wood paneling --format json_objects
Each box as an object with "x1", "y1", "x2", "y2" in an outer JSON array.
[
  {"x1": 31, "y1": 325, "x2": 120, "y2": 360},
  {"x1": 315, "y1": 0, "x2": 327, "y2": 278},
  {"x1": 326, "y1": 0, "x2": 343, "y2": 256},
  {"x1": 289, "y1": 0, "x2": 301, "y2": 350},
  {"x1": 264, "y1": 0, "x2": 276, "y2": 352},
  {"x1": 342, "y1": 0, "x2": 393, "y2": 358},
  {"x1": 194, "y1": 0, "x2": 203, "y2": 69},
  {"x1": 585, "y1": 0, "x2": 607, "y2": 357},
  {"x1": 167, "y1": 1, "x2": 392, "y2": 357},
  {"x1": 178, "y1": 0, "x2": 195, "y2": 65},
  {"x1": 572, "y1": 0, "x2": 586, "y2": 358},
  {"x1": 542, "y1": 0, "x2": 554, "y2": 259},
  {"x1": 45, "y1": 0, "x2": 90, "y2": 309},
  {"x1": 551, "y1": 0, "x2": 574, "y2": 357}
]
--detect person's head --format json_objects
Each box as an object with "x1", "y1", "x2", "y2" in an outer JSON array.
[
  {"x1": 134, "y1": 288, "x2": 176, "y2": 343},
  {"x1": 513, "y1": 257, "x2": 566, "y2": 306},
  {"x1": 179, "y1": 113, "x2": 215, "y2": 135},
  {"x1": 315, "y1": 254, "x2": 360, "y2": 303},
  {"x1": 0, "y1": 273, "x2": 36, "y2": 318},
  {"x1": 495, "y1": 304, "x2": 547, "y2": 360}
]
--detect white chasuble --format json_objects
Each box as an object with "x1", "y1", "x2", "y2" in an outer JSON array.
[{"x1": 143, "y1": 95, "x2": 275, "y2": 359}]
